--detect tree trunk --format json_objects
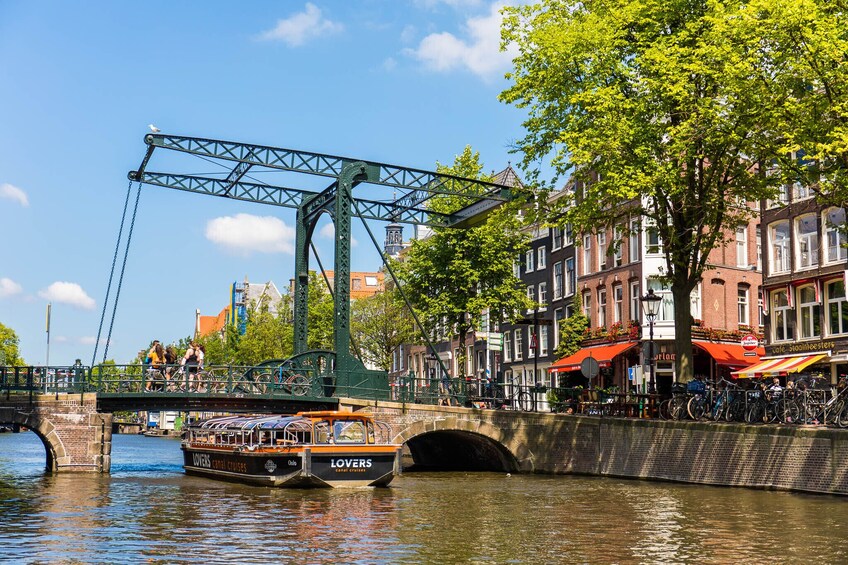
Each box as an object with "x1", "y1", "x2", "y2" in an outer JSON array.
[{"x1": 671, "y1": 277, "x2": 694, "y2": 384}]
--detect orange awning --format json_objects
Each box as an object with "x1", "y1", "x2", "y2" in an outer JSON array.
[
  {"x1": 693, "y1": 341, "x2": 765, "y2": 369},
  {"x1": 731, "y1": 354, "x2": 828, "y2": 378},
  {"x1": 549, "y1": 342, "x2": 638, "y2": 374}
]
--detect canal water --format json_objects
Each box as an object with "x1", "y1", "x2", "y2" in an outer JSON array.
[{"x1": 2, "y1": 432, "x2": 848, "y2": 564}]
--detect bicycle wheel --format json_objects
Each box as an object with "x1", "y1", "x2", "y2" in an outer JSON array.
[
  {"x1": 745, "y1": 401, "x2": 765, "y2": 424},
  {"x1": 778, "y1": 398, "x2": 800, "y2": 424},
  {"x1": 687, "y1": 395, "x2": 707, "y2": 420},
  {"x1": 709, "y1": 396, "x2": 726, "y2": 421},
  {"x1": 290, "y1": 374, "x2": 311, "y2": 396},
  {"x1": 658, "y1": 399, "x2": 672, "y2": 420},
  {"x1": 670, "y1": 396, "x2": 688, "y2": 420},
  {"x1": 251, "y1": 372, "x2": 272, "y2": 395},
  {"x1": 838, "y1": 403, "x2": 848, "y2": 428},
  {"x1": 516, "y1": 390, "x2": 533, "y2": 412}
]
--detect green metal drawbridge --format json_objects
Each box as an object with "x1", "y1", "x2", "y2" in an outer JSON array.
[{"x1": 129, "y1": 134, "x2": 514, "y2": 400}]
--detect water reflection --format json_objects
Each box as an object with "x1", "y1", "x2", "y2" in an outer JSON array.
[{"x1": 2, "y1": 432, "x2": 848, "y2": 563}]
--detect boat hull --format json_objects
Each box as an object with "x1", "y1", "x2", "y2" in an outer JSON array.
[{"x1": 182, "y1": 445, "x2": 401, "y2": 488}]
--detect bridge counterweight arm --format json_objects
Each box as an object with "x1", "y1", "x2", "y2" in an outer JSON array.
[{"x1": 143, "y1": 134, "x2": 513, "y2": 201}]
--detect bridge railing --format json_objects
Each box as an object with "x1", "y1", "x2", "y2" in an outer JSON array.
[
  {"x1": 1, "y1": 365, "x2": 89, "y2": 394},
  {"x1": 386, "y1": 373, "x2": 548, "y2": 411}
]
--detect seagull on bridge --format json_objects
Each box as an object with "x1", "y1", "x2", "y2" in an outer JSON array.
[{"x1": 148, "y1": 124, "x2": 161, "y2": 133}]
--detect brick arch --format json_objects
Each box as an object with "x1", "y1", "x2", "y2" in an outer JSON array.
[
  {"x1": 393, "y1": 417, "x2": 535, "y2": 473},
  {"x1": 0, "y1": 409, "x2": 66, "y2": 472}
]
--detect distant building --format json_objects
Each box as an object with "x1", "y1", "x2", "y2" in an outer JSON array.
[{"x1": 196, "y1": 278, "x2": 283, "y2": 338}]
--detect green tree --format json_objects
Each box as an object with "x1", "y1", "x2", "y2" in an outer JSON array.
[
  {"x1": 351, "y1": 286, "x2": 416, "y2": 372},
  {"x1": 306, "y1": 271, "x2": 335, "y2": 351},
  {"x1": 555, "y1": 296, "x2": 588, "y2": 360},
  {"x1": 398, "y1": 146, "x2": 532, "y2": 378},
  {"x1": 227, "y1": 295, "x2": 294, "y2": 365},
  {"x1": 500, "y1": 0, "x2": 842, "y2": 382},
  {"x1": 0, "y1": 322, "x2": 25, "y2": 366}
]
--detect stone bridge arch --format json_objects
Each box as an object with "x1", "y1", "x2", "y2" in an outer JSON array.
[
  {"x1": 0, "y1": 408, "x2": 66, "y2": 472},
  {"x1": 394, "y1": 417, "x2": 534, "y2": 473}
]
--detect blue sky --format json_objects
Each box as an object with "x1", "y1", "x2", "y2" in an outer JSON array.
[{"x1": 0, "y1": 1, "x2": 532, "y2": 366}]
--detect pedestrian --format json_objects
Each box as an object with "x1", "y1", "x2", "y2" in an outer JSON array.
[
  {"x1": 181, "y1": 342, "x2": 200, "y2": 391},
  {"x1": 164, "y1": 345, "x2": 178, "y2": 391}
]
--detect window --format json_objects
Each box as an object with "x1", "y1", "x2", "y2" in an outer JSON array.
[
  {"x1": 758, "y1": 294, "x2": 765, "y2": 327},
  {"x1": 756, "y1": 227, "x2": 762, "y2": 271},
  {"x1": 527, "y1": 285, "x2": 536, "y2": 314},
  {"x1": 525, "y1": 249, "x2": 534, "y2": 273},
  {"x1": 796, "y1": 214, "x2": 819, "y2": 269},
  {"x1": 553, "y1": 308, "x2": 563, "y2": 349},
  {"x1": 528, "y1": 330, "x2": 535, "y2": 358},
  {"x1": 503, "y1": 331, "x2": 512, "y2": 362},
  {"x1": 738, "y1": 286, "x2": 749, "y2": 326},
  {"x1": 828, "y1": 281, "x2": 848, "y2": 336},
  {"x1": 798, "y1": 285, "x2": 821, "y2": 339},
  {"x1": 564, "y1": 224, "x2": 573, "y2": 245},
  {"x1": 537, "y1": 246, "x2": 547, "y2": 269},
  {"x1": 552, "y1": 227, "x2": 563, "y2": 251},
  {"x1": 540, "y1": 325, "x2": 549, "y2": 356},
  {"x1": 646, "y1": 225, "x2": 662, "y2": 255},
  {"x1": 772, "y1": 289, "x2": 793, "y2": 342},
  {"x1": 597, "y1": 288, "x2": 607, "y2": 327},
  {"x1": 736, "y1": 228, "x2": 748, "y2": 268},
  {"x1": 538, "y1": 282, "x2": 548, "y2": 310},
  {"x1": 769, "y1": 221, "x2": 791, "y2": 274},
  {"x1": 629, "y1": 217, "x2": 640, "y2": 263},
  {"x1": 514, "y1": 329, "x2": 524, "y2": 361},
  {"x1": 365, "y1": 276, "x2": 378, "y2": 286},
  {"x1": 512, "y1": 258, "x2": 520, "y2": 278},
  {"x1": 583, "y1": 235, "x2": 592, "y2": 275},
  {"x1": 630, "y1": 282, "x2": 641, "y2": 323},
  {"x1": 553, "y1": 262, "x2": 563, "y2": 300},
  {"x1": 613, "y1": 226, "x2": 623, "y2": 267},
  {"x1": 691, "y1": 284, "x2": 702, "y2": 321},
  {"x1": 824, "y1": 208, "x2": 847, "y2": 264},
  {"x1": 647, "y1": 279, "x2": 674, "y2": 321},
  {"x1": 582, "y1": 292, "x2": 592, "y2": 327},
  {"x1": 566, "y1": 258, "x2": 576, "y2": 297},
  {"x1": 597, "y1": 232, "x2": 607, "y2": 270},
  {"x1": 613, "y1": 285, "x2": 623, "y2": 324}
]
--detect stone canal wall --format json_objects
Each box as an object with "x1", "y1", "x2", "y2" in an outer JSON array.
[
  {"x1": 0, "y1": 393, "x2": 112, "y2": 472},
  {"x1": 343, "y1": 399, "x2": 848, "y2": 496}
]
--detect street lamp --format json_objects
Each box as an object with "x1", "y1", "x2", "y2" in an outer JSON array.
[{"x1": 640, "y1": 288, "x2": 662, "y2": 394}]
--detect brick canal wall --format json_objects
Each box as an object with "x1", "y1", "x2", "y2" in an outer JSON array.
[
  {"x1": 342, "y1": 399, "x2": 848, "y2": 496},
  {"x1": 0, "y1": 393, "x2": 112, "y2": 472}
]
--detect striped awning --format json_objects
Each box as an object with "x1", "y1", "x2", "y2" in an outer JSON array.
[{"x1": 731, "y1": 354, "x2": 828, "y2": 378}]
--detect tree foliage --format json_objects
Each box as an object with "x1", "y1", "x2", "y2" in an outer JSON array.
[
  {"x1": 351, "y1": 286, "x2": 416, "y2": 372},
  {"x1": 398, "y1": 146, "x2": 532, "y2": 377},
  {"x1": 0, "y1": 322, "x2": 25, "y2": 366},
  {"x1": 500, "y1": 0, "x2": 848, "y2": 381},
  {"x1": 555, "y1": 296, "x2": 588, "y2": 360}
]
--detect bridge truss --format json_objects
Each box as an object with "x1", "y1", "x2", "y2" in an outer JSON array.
[{"x1": 130, "y1": 134, "x2": 514, "y2": 399}]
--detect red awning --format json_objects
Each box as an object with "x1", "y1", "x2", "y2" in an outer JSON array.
[
  {"x1": 549, "y1": 342, "x2": 638, "y2": 374},
  {"x1": 693, "y1": 341, "x2": 765, "y2": 369}
]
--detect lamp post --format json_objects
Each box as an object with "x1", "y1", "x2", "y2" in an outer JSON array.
[{"x1": 640, "y1": 288, "x2": 662, "y2": 394}]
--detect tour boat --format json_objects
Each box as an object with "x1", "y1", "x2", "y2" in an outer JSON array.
[{"x1": 181, "y1": 411, "x2": 402, "y2": 488}]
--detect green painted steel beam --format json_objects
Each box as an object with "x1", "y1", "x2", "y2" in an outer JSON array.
[
  {"x1": 139, "y1": 134, "x2": 512, "y2": 224},
  {"x1": 132, "y1": 171, "x2": 456, "y2": 227}
]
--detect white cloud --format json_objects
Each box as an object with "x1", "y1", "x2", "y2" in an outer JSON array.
[
  {"x1": 205, "y1": 213, "x2": 296, "y2": 255},
  {"x1": 79, "y1": 336, "x2": 106, "y2": 346},
  {"x1": 407, "y1": 2, "x2": 516, "y2": 80},
  {"x1": 54, "y1": 335, "x2": 68, "y2": 343},
  {"x1": 319, "y1": 222, "x2": 358, "y2": 247},
  {"x1": 0, "y1": 183, "x2": 29, "y2": 207},
  {"x1": 257, "y1": 3, "x2": 343, "y2": 46},
  {"x1": 0, "y1": 277, "x2": 22, "y2": 298},
  {"x1": 39, "y1": 281, "x2": 96, "y2": 310},
  {"x1": 382, "y1": 57, "x2": 398, "y2": 71}
]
